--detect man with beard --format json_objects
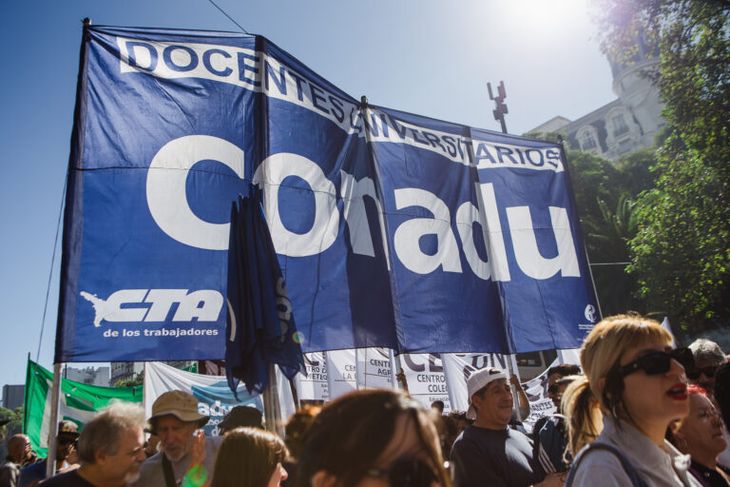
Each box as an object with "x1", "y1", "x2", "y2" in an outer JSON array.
[
  {"x1": 133, "y1": 391, "x2": 221, "y2": 487},
  {"x1": 40, "y1": 403, "x2": 146, "y2": 487}
]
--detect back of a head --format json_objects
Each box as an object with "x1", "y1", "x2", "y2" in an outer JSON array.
[
  {"x1": 715, "y1": 362, "x2": 730, "y2": 431},
  {"x1": 219, "y1": 406, "x2": 264, "y2": 432},
  {"x1": 548, "y1": 364, "x2": 582, "y2": 379},
  {"x1": 211, "y1": 427, "x2": 287, "y2": 487},
  {"x1": 562, "y1": 313, "x2": 673, "y2": 456},
  {"x1": 284, "y1": 405, "x2": 320, "y2": 460},
  {"x1": 77, "y1": 402, "x2": 146, "y2": 464},
  {"x1": 295, "y1": 388, "x2": 448, "y2": 487}
]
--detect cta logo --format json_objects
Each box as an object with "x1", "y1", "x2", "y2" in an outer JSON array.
[{"x1": 80, "y1": 289, "x2": 223, "y2": 327}]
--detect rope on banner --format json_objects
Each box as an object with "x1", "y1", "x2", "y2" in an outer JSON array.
[
  {"x1": 205, "y1": 0, "x2": 250, "y2": 34},
  {"x1": 35, "y1": 153, "x2": 68, "y2": 362}
]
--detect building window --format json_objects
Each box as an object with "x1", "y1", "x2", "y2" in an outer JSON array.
[
  {"x1": 611, "y1": 113, "x2": 629, "y2": 137},
  {"x1": 580, "y1": 130, "x2": 598, "y2": 150}
]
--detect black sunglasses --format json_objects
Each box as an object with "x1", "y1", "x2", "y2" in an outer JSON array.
[
  {"x1": 687, "y1": 366, "x2": 717, "y2": 380},
  {"x1": 618, "y1": 347, "x2": 694, "y2": 378},
  {"x1": 366, "y1": 457, "x2": 440, "y2": 487}
]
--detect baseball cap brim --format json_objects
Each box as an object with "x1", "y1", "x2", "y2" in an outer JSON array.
[{"x1": 148, "y1": 409, "x2": 209, "y2": 428}]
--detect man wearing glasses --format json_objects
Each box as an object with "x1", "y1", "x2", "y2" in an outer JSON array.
[
  {"x1": 18, "y1": 421, "x2": 78, "y2": 487},
  {"x1": 40, "y1": 403, "x2": 147, "y2": 487}
]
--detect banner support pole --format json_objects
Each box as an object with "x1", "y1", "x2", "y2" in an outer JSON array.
[
  {"x1": 389, "y1": 349, "x2": 402, "y2": 390},
  {"x1": 45, "y1": 362, "x2": 62, "y2": 478},
  {"x1": 288, "y1": 376, "x2": 300, "y2": 411},
  {"x1": 263, "y1": 363, "x2": 283, "y2": 437},
  {"x1": 505, "y1": 355, "x2": 523, "y2": 421}
]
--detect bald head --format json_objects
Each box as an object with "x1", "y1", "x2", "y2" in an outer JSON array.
[{"x1": 7, "y1": 434, "x2": 30, "y2": 462}]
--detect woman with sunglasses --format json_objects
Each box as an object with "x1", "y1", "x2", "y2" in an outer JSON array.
[
  {"x1": 668, "y1": 385, "x2": 729, "y2": 486},
  {"x1": 296, "y1": 389, "x2": 450, "y2": 487},
  {"x1": 563, "y1": 314, "x2": 700, "y2": 486},
  {"x1": 688, "y1": 339, "x2": 726, "y2": 395}
]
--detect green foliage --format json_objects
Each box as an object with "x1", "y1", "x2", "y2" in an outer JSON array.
[
  {"x1": 629, "y1": 138, "x2": 730, "y2": 326},
  {"x1": 593, "y1": 0, "x2": 730, "y2": 329},
  {"x1": 0, "y1": 406, "x2": 24, "y2": 437},
  {"x1": 566, "y1": 150, "x2": 652, "y2": 316},
  {"x1": 112, "y1": 370, "x2": 144, "y2": 388}
]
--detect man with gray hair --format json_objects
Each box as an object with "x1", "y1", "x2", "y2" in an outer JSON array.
[
  {"x1": 688, "y1": 338, "x2": 726, "y2": 394},
  {"x1": 40, "y1": 402, "x2": 146, "y2": 487},
  {"x1": 133, "y1": 391, "x2": 221, "y2": 487}
]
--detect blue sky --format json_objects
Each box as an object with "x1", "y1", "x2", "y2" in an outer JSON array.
[{"x1": 0, "y1": 0, "x2": 615, "y2": 393}]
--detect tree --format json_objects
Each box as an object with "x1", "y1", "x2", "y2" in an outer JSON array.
[
  {"x1": 566, "y1": 150, "x2": 651, "y2": 316},
  {"x1": 593, "y1": 0, "x2": 730, "y2": 330},
  {"x1": 112, "y1": 370, "x2": 144, "y2": 388},
  {"x1": 0, "y1": 405, "x2": 24, "y2": 438}
]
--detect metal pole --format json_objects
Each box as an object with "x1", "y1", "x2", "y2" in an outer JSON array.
[
  {"x1": 263, "y1": 363, "x2": 283, "y2": 437},
  {"x1": 505, "y1": 354, "x2": 522, "y2": 421},
  {"x1": 45, "y1": 363, "x2": 62, "y2": 478},
  {"x1": 389, "y1": 349, "x2": 399, "y2": 389}
]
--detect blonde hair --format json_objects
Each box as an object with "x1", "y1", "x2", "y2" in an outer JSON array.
[{"x1": 563, "y1": 314, "x2": 673, "y2": 456}]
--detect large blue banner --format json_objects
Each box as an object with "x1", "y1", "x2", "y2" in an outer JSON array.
[{"x1": 56, "y1": 25, "x2": 598, "y2": 362}]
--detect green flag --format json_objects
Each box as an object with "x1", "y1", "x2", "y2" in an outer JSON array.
[{"x1": 23, "y1": 359, "x2": 142, "y2": 456}]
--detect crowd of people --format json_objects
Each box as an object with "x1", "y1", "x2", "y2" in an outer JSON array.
[{"x1": 1, "y1": 314, "x2": 729, "y2": 486}]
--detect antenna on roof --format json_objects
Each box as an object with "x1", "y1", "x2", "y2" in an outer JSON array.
[{"x1": 487, "y1": 81, "x2": 509, "y2": 134}]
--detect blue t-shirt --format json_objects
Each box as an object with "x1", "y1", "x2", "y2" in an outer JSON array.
[
  {"x1": 451, "y1": 425, "x2": 545, "y2": 487},
  {"x1": 18, "y1": 460, "x2": 46, "y2": 487}
]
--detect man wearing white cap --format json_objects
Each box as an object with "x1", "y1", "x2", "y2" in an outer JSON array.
[
  {"x1": 450, "y1": 367, "x2": 563, "y2": 487},
  {"x1": 132, "y1": 391, "x2": 221, "y2": 487}
]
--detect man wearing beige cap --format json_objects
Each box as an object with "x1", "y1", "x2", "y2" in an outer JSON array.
[
  {"x1": 450, "y1": 367, "x2": 563, "y2": 487},
  {"x1": 132, "y1": 391, "x2": 221, "y2": 487}
]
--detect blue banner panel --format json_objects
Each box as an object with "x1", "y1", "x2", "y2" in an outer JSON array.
[{"x1": 56, "y1": 25, "x2": 598, "y2": 362}]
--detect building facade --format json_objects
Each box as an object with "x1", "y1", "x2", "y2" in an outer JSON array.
[
  {"x1": 110, "y1": 361, "x2": 197, "y2": 385},
  {"x1": 110, "y1": 362, "x2": 145, "y2": 385},
  {"x1": 529, "y1": 47, "x2": 664, "y2": 161},
  {"x1": 64, "y1": 365, "x2": 110, "y2": 387},
  {"x1": 1, "y1": 384, "x2": 24, "y2": 410}
]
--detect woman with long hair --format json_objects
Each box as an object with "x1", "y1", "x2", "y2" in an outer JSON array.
[
  {"x1": 296, "y1": 388, "x2": 450, "y2": 487},
  {"x1": 668, "y1": 385, "x2": 729, "y2": 486},
  {"x1": 562, "y1": 314, "x2": 700, "y2": 486},
  {"x1": 210, "y1": 427, "x2": 289, "y2": 487}
]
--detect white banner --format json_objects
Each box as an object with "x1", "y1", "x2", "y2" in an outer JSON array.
[
  {"x1": 557, "y1": 349, "x2": 581, "y2": 365},
  {"x1": 289, "y1": 350, "x2": 562, "y2": 426},
  {"x1": 520, "y1": 361, "x2": 557, "y2": 430},
  {"x1": 442, "y1": 353, "x2": 509, "y2": 412},
  {"x1": 324, "y1": 348, "x2": 394, "y2": 400},
  {"x1": 355, "y1": 348, "x2": 393, "y2": 389},
  {"x1": 144, "y1": 362, "x2": 263, "y2": 436},
  {"x1": 399, "y1": 353, "x2": 451, "y2": 411},
  {"x1": 296, "y1": 352, "x2": 329, "y2": 401},
  {"x1": 326, "y1": 350, "x2": 357, "y2": 400}
]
